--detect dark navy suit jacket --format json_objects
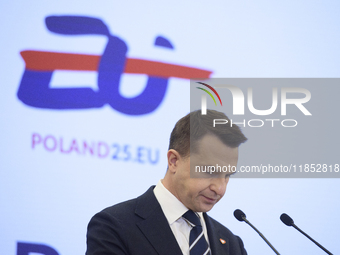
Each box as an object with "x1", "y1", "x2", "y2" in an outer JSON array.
[{"x1": 86, "y1": 186, "x2": 247, "y2": 255}]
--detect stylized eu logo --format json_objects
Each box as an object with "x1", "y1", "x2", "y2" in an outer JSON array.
[{"x1": 18, "y1": 15, "x2": 212, "y2": 115}]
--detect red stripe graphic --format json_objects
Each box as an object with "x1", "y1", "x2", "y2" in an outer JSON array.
[{"x1": 20, "y1": 50, "x2": 212, "y2": 79}]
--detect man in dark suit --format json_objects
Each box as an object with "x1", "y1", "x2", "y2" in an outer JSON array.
[{"x1": 86, "y1": 110, "x2": 248, "y2": 255}]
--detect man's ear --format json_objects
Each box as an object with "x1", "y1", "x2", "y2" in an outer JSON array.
[{"x1": 167, "y1": 149, "x2": 180, "y2": 173}]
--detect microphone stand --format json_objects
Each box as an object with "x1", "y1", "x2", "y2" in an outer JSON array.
[
  {"x1": 242, "y1": 216, "x2": 280, "y2": 255},
  {"x1": 291, "y1": 223, "x2": 333, "y2": 255}
]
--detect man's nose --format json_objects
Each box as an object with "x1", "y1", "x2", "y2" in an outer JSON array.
[{"x1": 210, "y1": 177, "x2": 228, "y2": 196}]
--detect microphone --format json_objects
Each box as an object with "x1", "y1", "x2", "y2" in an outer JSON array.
[
  {"x1": 234, "y1": 209, "x2": 280, "y2": 255},
  {"x1": 280, "y1": 213, "x2": 333, "y2": 255}
]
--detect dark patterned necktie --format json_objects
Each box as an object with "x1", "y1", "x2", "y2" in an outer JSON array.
[{"x1": 182, "y1": 210, "x2": 211, "y2": 255}]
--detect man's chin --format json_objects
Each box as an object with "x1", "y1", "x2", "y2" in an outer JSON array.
[{"x1": 196, "y1": 203, "x2": 214, "y2": 213}]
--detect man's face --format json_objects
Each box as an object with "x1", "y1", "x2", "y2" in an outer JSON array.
[{"x1": 171, "y1": 134, "x2": 239, "y2": 212}]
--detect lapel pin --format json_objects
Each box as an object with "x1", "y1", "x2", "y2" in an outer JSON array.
[{"x1": 220, "y1": 238, "x2": 226, "y2": 244}]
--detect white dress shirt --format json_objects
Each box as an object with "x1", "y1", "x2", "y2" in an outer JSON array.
[{"x1": 153, "y1": 180, "x2": 210, "y2": 255}]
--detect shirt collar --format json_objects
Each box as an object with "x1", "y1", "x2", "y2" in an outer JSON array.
[
  {"x1": 153, "y1": 179, "x2": 204, "y2": 225},
  {"x1": 154, "y1": 179, "x2": 189, "y2": 225}
]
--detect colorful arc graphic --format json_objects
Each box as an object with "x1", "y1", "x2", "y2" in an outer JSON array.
[
  {"x1": 196, "y1": 82, "x2": 222, "y2": 106},
  {"x1": 196, "y1": 87, "x2": 217, "y2": 105}
]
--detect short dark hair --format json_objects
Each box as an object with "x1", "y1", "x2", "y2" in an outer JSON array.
[{"x1": 168, "y1": 110, "x2": 247, "y2": 158}]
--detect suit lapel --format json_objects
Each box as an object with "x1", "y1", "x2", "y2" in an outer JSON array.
[
  {"x1": 204, "y1": 213, "x2": 230, "y2": 255},
  {"x1": 135, "y1": 187, "x2": 183, "y2": 255}
]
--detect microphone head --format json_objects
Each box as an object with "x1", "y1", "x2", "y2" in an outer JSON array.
[
  {"x1": 280, "y1": 213, "x2": 294, "y2": 226},
  {"x1": 234, "y1": 209, "x2": 246, "y2": 222}
]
